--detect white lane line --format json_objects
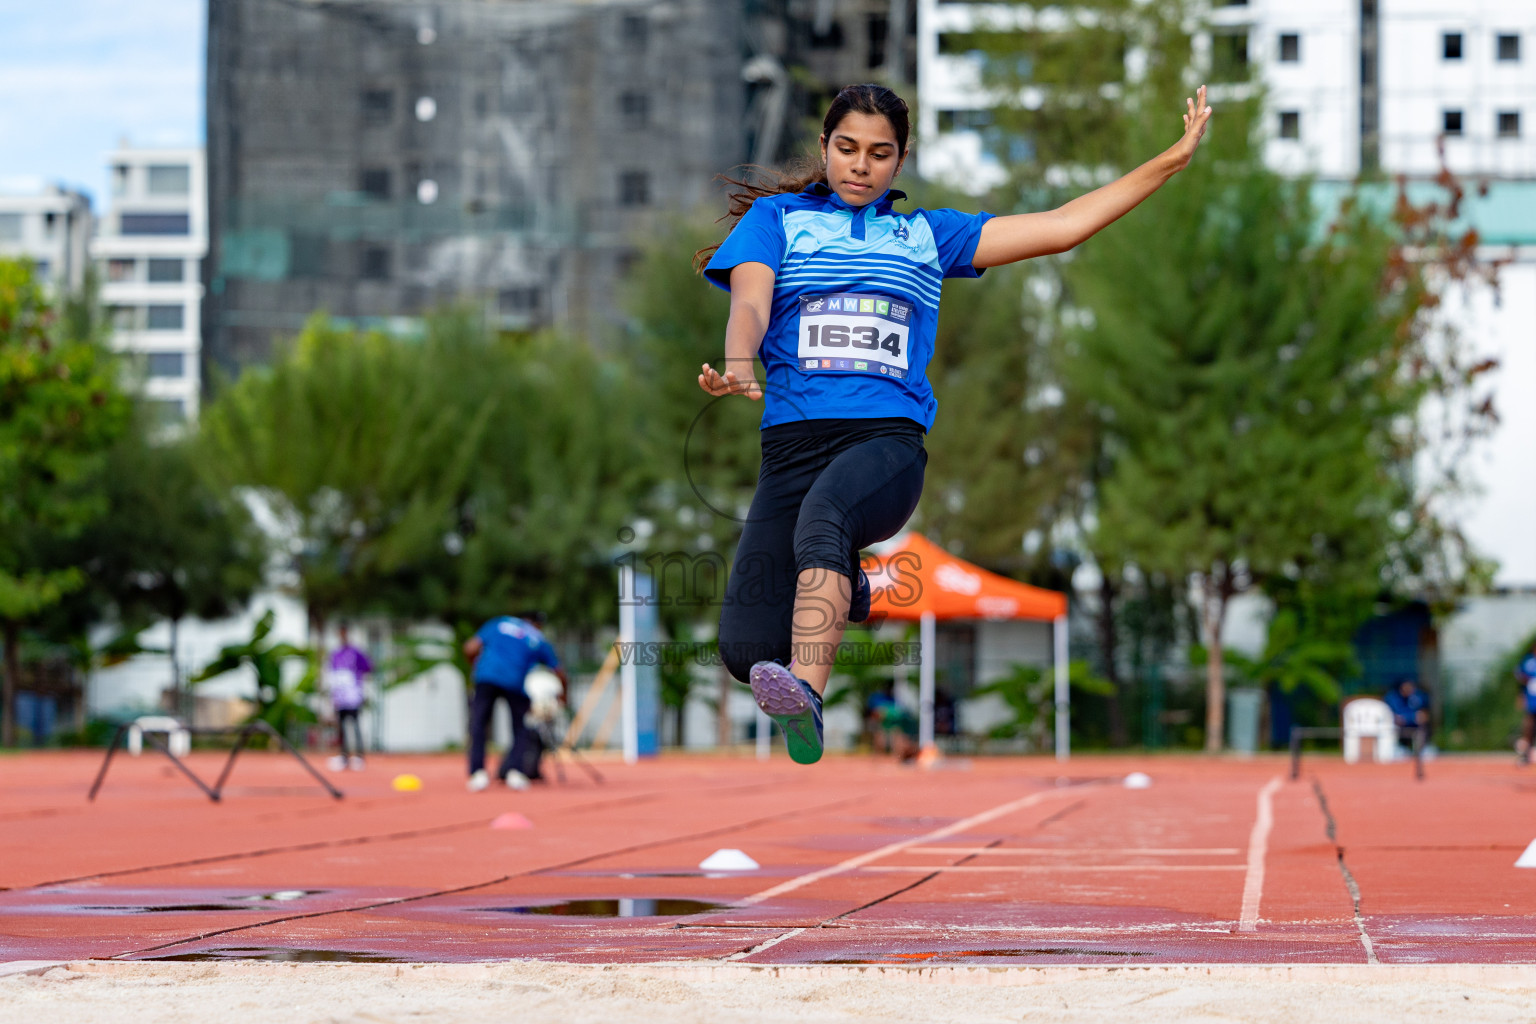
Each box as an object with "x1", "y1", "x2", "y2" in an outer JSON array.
[
  {"x1": 907, "y1": 846, "x2": 1242, "y2": 857},
  {"x1": 723, "y1": 927, "x2": 806, "y2": 961},
  {"x1": 860, "y1": 864, "x2": 1247, "y2": 873},
  {"x1": 732, "y1": 785, "x2": 1085, "y2": 908},
  {"x1": 1238, "y1": 776, "x2": 1284, "y2": 933}
]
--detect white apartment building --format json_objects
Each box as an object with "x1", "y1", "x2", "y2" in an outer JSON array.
[
  {"x1": 0, "y1": 185, "x2": 93, "y2": 292},
  {"x1": 90, "y1": 146, "x2": 207, "y2": 424},
  {"x1": 917, "y1": 0, "x2": 1536, "y2": 186}
]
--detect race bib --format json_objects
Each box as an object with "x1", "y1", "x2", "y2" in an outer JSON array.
[{"x1": 796, "y1": 293, "x2": 912, "y2": 379}]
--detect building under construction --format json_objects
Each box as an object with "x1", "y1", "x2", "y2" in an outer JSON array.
[{"x1": 203, "y1": 0, "x2": 915, "y2": 373}]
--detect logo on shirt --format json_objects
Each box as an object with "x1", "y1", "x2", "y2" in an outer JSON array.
[
  {"x1": 826, "y1": 297, "x2": 843, "y2": 311},
  {"x1": 879, "y1": 365, "x2": 889, "y2": 374},
  {"x1": 804, "y1": 359, "x2": 819, "y2": 369},
  {"x1": 891, "y1": 305, "x2": 910, "y2": 323},
  {"x1": 835, "y1": 359, "x2": 851, "y2": 369},
  {"x1": 893, "y1": 221, "x2": 910, "y2": 242},
  {"x1": 854, "y1": 361, "x2": 868, "y2": 371},
  {"x1": 821, "y1": 359, "x2": 831, "y2": 368},
  {"x1": 859, "y1": 299, "x2": 875, "y2": 313},
  {"x1": 805, "y1": 298, "x2": 824, "y2": 313}
]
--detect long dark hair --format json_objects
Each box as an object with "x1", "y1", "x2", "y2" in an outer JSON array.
[{"x1": 693, "y1": 83, "x2": 911, "y2": 271}]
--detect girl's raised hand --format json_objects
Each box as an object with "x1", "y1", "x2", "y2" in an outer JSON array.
[
  {"x1": 698, "y1": 363, "x2": 763, "y2": 401},
  {"x1": 1174, "y1": 84, "x2": 1213, "y2": 168}
]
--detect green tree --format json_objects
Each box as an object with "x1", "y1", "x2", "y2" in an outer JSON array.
[
  {"x1": 190, "y1": 608, "x2": 314, "y2": 735},
  {"x1": 1059, "y1": 123, "x2": 1470, "y2": 749},
  {"x1": 0, "y1": 260, "x2": 131, "y2": 744},
  {"x1": 82, "y1": 423, "x2": 267, "y2": 713}
]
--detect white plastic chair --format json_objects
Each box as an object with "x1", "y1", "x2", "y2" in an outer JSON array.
[
  {"x1": 1341, "y1": 698, "x2": 1396, "y2": 764},
  {"x1": 127, "y1": 715, "x2": 191, "y2": 758}
]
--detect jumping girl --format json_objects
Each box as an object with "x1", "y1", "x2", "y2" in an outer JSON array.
[{"x1": 698, "y1": 83, "x2": 1212, "y2": 764}]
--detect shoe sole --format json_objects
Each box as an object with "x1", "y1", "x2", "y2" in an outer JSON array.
[{"x1": 749, "y1": 661, "x2": 823, "y2": 765}]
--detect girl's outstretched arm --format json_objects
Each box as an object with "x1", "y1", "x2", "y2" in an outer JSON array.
[
  {"x1": 700, "y1": 261, "x2": 775, "y2": 400},
  {"x1": 972, "y1": 85, "x2": 1213, "y2": 269}
]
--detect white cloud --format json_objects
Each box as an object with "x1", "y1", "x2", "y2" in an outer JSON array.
[{"x1": 0, "y1": 0, "x2": 202, "y2": 205}]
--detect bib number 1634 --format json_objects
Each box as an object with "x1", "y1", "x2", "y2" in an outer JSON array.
[{"x1": 796, "y1": 293, "x2": 913, "y2": 375}]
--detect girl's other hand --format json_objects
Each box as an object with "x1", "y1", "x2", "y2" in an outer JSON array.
[
  {"x1": 698, "y1": 363, "x2": 763, "y2": 400},
  {"x1": 1173, "y1": 84, "x2": 1213, "y2": 169}
]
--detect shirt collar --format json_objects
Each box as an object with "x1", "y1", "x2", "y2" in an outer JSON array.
[{"x1": 803, "y1": 181, "x2": 907, "y2": 215}]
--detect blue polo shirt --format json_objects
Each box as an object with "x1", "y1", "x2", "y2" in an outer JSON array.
[
  {"x1": 704, "y1": 185, "x2": 992, "y2": 430},
  {"x1": 473, "y1": 617, "x2": 559, "y2": 693}
]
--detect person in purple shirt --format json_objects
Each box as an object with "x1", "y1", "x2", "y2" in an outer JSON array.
[{"x1": 326, "y1": 624, "x2": 372, "y2": 771}]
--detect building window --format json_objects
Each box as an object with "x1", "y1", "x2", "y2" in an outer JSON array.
[
  {"x1": 359, "y1": 169, "x2": 391, "y2": 200},
  {"x1": 146, "y1": 304, "x2": 185, "y2": 330},
  {"x1": 498, "y1": 286, "x2": 541, "y2": 314},
  {"x1": 1212, "y1": 31, "x2": 1249, "y2": 81},
  {"x1": 362, "y1": 89, "x2": 394, "y2": 127},
  {"x1": 1443, "y1": 32, "x2": 1463, "y2": 60},
  {"x1": 147, "y1": 258, "x2": 184, "y2": 283},
  {"x1": 1278, "y1": 110, "x2": 1300, "y2": 139},
  {"x1": 619, "y1": 170, "x2": 650, "y2": 207},
  {"x1": 33, "y1": 260, "x2": 50, "y2": 283},
  {"x1": 106, "y1": 258, "x2": 136, "y2": 282},
  {"x1": 146, "y1": 165, "x2": 191, "y2": 196},
  {"x1": 619, "y1": 91, "x2": 650, "y2": 129},
  {"x1": 360, "y1": 245, "x2": 391, "y2": 281},
  {"x1": 620, "y1": 13, "x2": 648, "y2": 50},
  {"x1": 111, "y1": 164, "x2": 130, "y2": 197},
  {"x1": 0, "y1": 213, "x2": 20, "y2": 241},
  {"x1": 149, "y1": 399, "x2": 186, "y2": 426},
  {"x1": 1278, "y1": 33, "x2": 1300, "y2": 62},
  {"x1": 937, "y1": 109, "x2": 992, "y2": 132},
  {"x1": 867, "y1": 12, "x2": 889, "y2": 69},
  {"x1": 120, "y1": 212, "x2": 190, "y2": 236},
  {"x1": 1498, "y1": 111, "x2": 1521, "y2": 138},
  {"x1": 1443, "y1": 109, "x2": 1464, "y2": 135},
  {"x1": 146, "y1": 352, "x2": 185, "y2": 378},
  {"x1": 810, "y1": 20, "x2": 846, "y2": 50},
  {"x1": 1497, "y1": 34, "x2": 1520, "y2": 62}
]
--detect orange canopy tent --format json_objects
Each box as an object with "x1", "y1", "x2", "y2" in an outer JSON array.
[{"x1": 861, "y1": 533, "x2": 1072, "y2": 758}]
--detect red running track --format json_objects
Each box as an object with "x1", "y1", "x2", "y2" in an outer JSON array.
[{"x1": 2, "y1": 749, "x2": 1535, "y2": 965}]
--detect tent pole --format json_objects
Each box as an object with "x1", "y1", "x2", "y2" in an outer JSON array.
[
  {"x1": 619, "y1": 563, "x2": 638, "y2": 765},
  {"x1": 919, "y1": 611, "x2": 936, "y2": 750},
  {"x1": 1053, "y1": 614, "x2": 1069, "y2": 762}
]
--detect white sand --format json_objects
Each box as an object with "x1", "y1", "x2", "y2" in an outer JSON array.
[{"x1": 4, "y1": 960, "x2": 1536, "y2": 1024}]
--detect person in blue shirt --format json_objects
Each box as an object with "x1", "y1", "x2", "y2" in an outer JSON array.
[
  {"x1": 1516, "y1": 646, "x2": 1536, "y2": 765},
  {"x1": 696, "y1": 82, "x2": 1212, "y2": 765},
  {"x1": 1383, "y1": 678, "x2": 1431, "y2": 751},
  {"x1": 461, "y1": 611, "x2": 566, "y2": 791}
]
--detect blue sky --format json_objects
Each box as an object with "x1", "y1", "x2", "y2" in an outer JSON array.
[{"x1": 0, "y1": 0, "x2": 203, "y2": 207}]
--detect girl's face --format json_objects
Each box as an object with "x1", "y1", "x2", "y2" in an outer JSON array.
[{"x1": 820, "y1": 111, "x2": 906, "y2": 207}]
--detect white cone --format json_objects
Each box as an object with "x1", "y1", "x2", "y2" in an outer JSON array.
[
  {"x1": 1516, "y1": 838, "x2": 1536, "y2": 868},
  {"x1": 699, "y1": 848, "x2": 760, "y2": 871},
  {"x1": 1123, "y1": 772, "x2": 1152, "y2": 789}
]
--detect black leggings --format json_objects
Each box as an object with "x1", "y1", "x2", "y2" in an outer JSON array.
[
  {"x1": 719, "y1": 417, "x2": 927, "y2": 683},
  {"x1": 336, "y1": 708, "x2": 362, "y2": 758}
]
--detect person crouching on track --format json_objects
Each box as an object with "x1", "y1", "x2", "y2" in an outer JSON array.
[
  {"x1": 462, "y1": 611, "x2": 567, "y2": 791},
  {"x1": 696, "y1": 82, "x2": 1213, "y2": 764}
]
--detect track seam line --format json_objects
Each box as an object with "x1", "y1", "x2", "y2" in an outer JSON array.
[
  {"x1": 1310, "y1": 777, "x2": 1379, "y2": 965},
  {"x1": 731, "y1": 783, "x2": 1092, "y2": 908},
  {"x1": 1237, "y1": 776, "x2": 1282, "y2": 933},
  {"x1": 106, "y1": 794, "x2": 867, "y2": 960}
]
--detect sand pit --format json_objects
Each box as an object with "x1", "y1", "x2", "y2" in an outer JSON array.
[{"x1": 5, "y1": 960, "x2": 1536, "y2": 1024}]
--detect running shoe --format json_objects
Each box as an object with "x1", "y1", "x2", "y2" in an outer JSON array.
[
  {"x1": 327, "y1": 755, "x2": 347, "y2": 772},
  {"x1": 848, "y1": 566, "x2": 872, "y2": 624},
  {"x1": 749, "y1": 661, "x2": 824, "y2": 765},
  {"x1": 347, "y1": 756, "x2": 366, "y2": 771},
  {"x1": 503, "y1": 770, "x2": 531, "y2": 791},
  {"x1": 467, "y1": 769, "x2": 491, "y2": 792}
]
